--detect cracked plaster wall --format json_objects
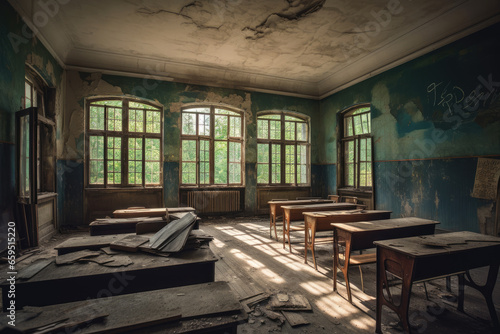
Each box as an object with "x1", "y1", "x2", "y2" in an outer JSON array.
[{"x1": 320, "y1": 23, "x2": 500, "y2": 233}]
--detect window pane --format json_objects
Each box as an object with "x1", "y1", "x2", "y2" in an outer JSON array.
[
  {"x1": 285, "y1": 145, "x2": 295, "y2": 183},
  {"x1": 92, "y1": 100, "x2": 122, "y2": 107},
  {"x1": 182, "y1": 140, "x2": 197, "y2": 162},
  {"x1": 182, "y1": 113, "x2": 196, "y2": 135},
  {"x1": 296, "y1": 122, "x2": 307, "y2": 141},
  {"x1": 257, "y1": 119, "x2": 268, "y2": 139},
  {"x1": 284, "y1": 115, "x2": 302, "y2": 121},
  {"x1": 259, "y1": 114, "x2": 280, "y2": 120},
  {"x1": 354, "y1": 115, "x2": 363, "y2": 135},
  {"x1": 129, "y1": 109, "x2": 144, "y2": 132},
  {"x1": 257, "y1": 163, "x2": 269, "y2": 184},
  {"x1": 214, "y1": 115, "x2": 228, "y2": 140},
  {"x1": 128, "y1": 138, "x2": 143, "y2": 185},
  {"x1": 199, "y1": 139, "x2": 210, "y2": 184},
  {"x1": 107, "y1": 137, "x2": 121, "y2": 185},
  {"x1": 146, "y1": 110, "x2": 161, "y2": 133},
  {"x1": 228, "y1": 142, "x2": 241, "y2": 184},
  {"x1": 257, "y1": 143, "x2": 269, "y2": 163},
  {"x1": 270, "y1": 120, "x2": 281, "y2": 140},
  {"x1": 90, "y1": 106, "x2": 105, "y2": 130},
  {"x1": 184, "y1": 107, "x2": 210, "y2": 113},
  {"x1": 284, "y1": 121, "x2": 295, "y2": 141},
  {"x1": 214, "y1": 141, "x2": 227, "y2": 184},
  {"x1": 19, "y1": 115, "x2": 30, "y2": 197},
  {"x1": 199, "y1": 114, "x2": 210, "y2": 136},
  {"x1": 182, "y1": 162, "x2": 196, "y2": 184},
  {"x1": 89, "y1": 135, "x2": 104, "y2": 184},
  {"x1": 145, "y1": 138, "x2": 160, "y2": 185},
  {"x1": 230, "y1": 116, "x2": 242, "y2": 138},
  {"x1": 345, "y1": 117, "x2": 353, "y2": 137},
  {"x1": 129, "y1": 101, "x2": 158, "y2": 110},
  {"x1": 25, "y1": 82, "x2": 32, "y2": 108},
  {"x1": 215, "y1": 108, "x2": 239, "y2": 115},
  {"x1": 107, "y1": 107, "x2": 122, "y2": 131},
  {"x1": 297, "y1": 145, "x2": 307, "y2": 184},
  {"x1": 271, "y1": 144, "x2": 281, "y2": 183}
]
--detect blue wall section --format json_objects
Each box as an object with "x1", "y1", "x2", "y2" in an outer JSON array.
[
  {"x1": 56, "y1": 161, "x2": 84, "y2": 227},
  {"x1": 0, "y1": 143, "x2": 16, "y2": 246},
  {"x1": 320, "y1": 23, "x2": 500, "y2": 232},
  {"x1": 163, "y1": 161, "x2": 180, "y2": 208}
]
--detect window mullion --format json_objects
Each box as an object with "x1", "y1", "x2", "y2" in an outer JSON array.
[
  {"x1": 209, "y1": 107, "x2": 215, "y2": 185},
  {"x1": 123, "y1": 101, "x2": 129, "y2": 186},
  {"x1": 280, "y1": 113, "x2": 285, "y2": 185}
]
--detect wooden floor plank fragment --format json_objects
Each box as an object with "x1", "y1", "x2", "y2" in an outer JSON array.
[
  {"x1": 18, "y1": 258, "x2": 54, "y2": 280},
  {"x1": 282, "y1": 311, "x2": 309, "y2": 327},
  {"x1": 269, "y1": 294, "x2": 312, "y2": 311},
  {"x1": 56, "y1": 250, "x2": 101, "y2": 265},
  {"x1": 110, "y1": 235, "x2": 149, "y2": 252}
]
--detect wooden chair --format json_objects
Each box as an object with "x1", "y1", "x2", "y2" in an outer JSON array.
[
  {"x1": 342, "y1": 196, "x2": 358, "y2": 204},
  {"x1": 328, "y1": 195, "x2": 340, "y2": 203}
]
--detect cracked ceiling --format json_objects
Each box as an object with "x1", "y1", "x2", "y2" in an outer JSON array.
[{"x1": 10, "y1": 0, "x2": 500, "y2": 98}]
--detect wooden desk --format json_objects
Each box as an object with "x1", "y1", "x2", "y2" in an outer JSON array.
[
  {"x1": 281, "y1": 202, "x2": 360, "y2": 251},
  {"x1": 303, "y1": 210, "x2": 391, "y2": 269},
  {"x1": 267, "y1": 199, "x2": 333, "y2": 240},
  {"x1": 375, "y1": 231, "x2": 500, "y2": 333},
  {"x1": 7, "y1": 282, "x2": 246, "y2": 334},
  {"x1": 1, "y1": 247, "x2": 217, "y2": 311},
  {"x1": 332, "y1": 217, "x2": 438, "y2": 303},
  {"x1": 113, "y1": 207, "x2": 195, "y2": 218}
]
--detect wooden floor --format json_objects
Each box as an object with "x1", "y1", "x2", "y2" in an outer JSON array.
[
  {"x1": 201, "y1": 216, "x2": 500, "y2": 334},
  {"x1": 4, "y1": 216, "x2": 499, "y2": 333}
]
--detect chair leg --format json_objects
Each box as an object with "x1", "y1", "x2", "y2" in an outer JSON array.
[
  {"x1": 423, "y1": 282, "x2": 429, "y2": 300},
  {"x1": 359, "y1": 266, "x2": 364, "y2": 292}
]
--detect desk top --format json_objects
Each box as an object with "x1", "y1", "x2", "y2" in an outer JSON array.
[
  {"x1": 7, "y1": 247, "x2": 217, "y2": 284},
  {"x1": 113, "y1": 207, "x2": 195, "y2": 218},
  {"x1": 374, "y1": 231, "x2": 500, "y2": 257},
  {"x1": 304, "y1": 209, "x2": 391, "y2": 218},
  {"x1": 332, "y1": 217, "x2": 439, "y2": 233},
  {"x1": 268, "y1": 199, "x2": 333, "y2": 206},
  {"x1": 281, "y1": 202, "x2": 358, "y2": 210}
]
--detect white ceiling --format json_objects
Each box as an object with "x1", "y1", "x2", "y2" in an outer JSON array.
[{"x1": 10, "y1": 0, "x2": 500, "y2": 98}]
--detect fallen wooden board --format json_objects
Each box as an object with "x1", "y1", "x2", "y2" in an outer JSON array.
[
  {"x1": 18, "y1": 258, "x2": 54, "y2": 280},
  {"x1": 113, "y1": 207, "x2": 195, "y2": 218},
  {"x1": 55, "y1": 234, "x2": 134, "y2": 255},
  {"x1": 56, "y1": 250, "x2": 101, "y2": 265},
  {"x1": 269, "y1": 294, "x2": 312, "y2": 311},
  {"x1": 99, "y1": 255, "x2": 133, "y2": 267},
  {"x1": 110, "y1": 235, "x2": 149, "y2": 252},
  {"x1": 282, "y1": 311, "x2": 309, "y2": 327},
  {"x1": 9, "y1": 281, "x2": 241, "y2": 334},
  {"x1": 149, "y1": 213, "x2": 197, "y2": 252}
]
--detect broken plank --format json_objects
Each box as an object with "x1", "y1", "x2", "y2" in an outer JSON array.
[
  {"x1": 17, "y1": 258, "x2": 54, "y2": 280},
  {"x1": 56, "y1": 250, "x2": 101, "y2": 265},
  {"x1": 269, "y1": 294, "x2": 312, "y2": 311},
  {"x1": 282, "y1": 311, "x2": 309, "y2": 327},
  {"x1": 55, "y1": 234, "x2": 134, "y2": 255},
  {"x1": 110, "y1": 235, "x2": 149, "y2": 252}
]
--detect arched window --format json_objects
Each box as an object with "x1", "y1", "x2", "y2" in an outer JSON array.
[
  {"x1": 257, "y1": 111, "x2": 310, "y2": 186},
  {"x1": 180, "y1": 105, "x2": 244, "y2": 186},
  {"x1": 85, "y1": 98, "x2": 163, "y2": 187},
  {"x1": 341, "y1": 105, "x2": 372, "y2": 188}
]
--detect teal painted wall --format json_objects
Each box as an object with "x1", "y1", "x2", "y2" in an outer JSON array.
[
  {"x1": 320, "y1": 23, "x2": 500, "y2": 232},
  {"x1": 0, "y1": 2, "x2": 63, "y2": 239}
]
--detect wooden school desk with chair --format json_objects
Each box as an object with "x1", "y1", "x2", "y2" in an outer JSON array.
[
  {"x1": 331, "y1": 217, "x2": 439, "y2": 303},
  {"x1": 267, "y1": 199, "x2": 334, "y2": 240},
  {"x1": 375, "y1": 231, "x2": 500, "y2": 334},
  {"x1": 280, "y1": 202, "x2": 362, "y2": 252},
  {"x1": 303, "y1": 209, "x2": 392, "y2": 269}
]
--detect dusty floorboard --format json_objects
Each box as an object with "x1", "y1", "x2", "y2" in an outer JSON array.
[
  {"x1": 201, "y1": 216, "x2": 500, "y2": 334},
  {"x1": 2, "y1": 216, "x2": 499, "y2": 333}
]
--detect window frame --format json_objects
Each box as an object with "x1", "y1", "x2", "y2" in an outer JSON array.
[
  {"x1": 339, "y1": 104, "x2": 373, "y2": 190},
  {"x1": 85, "y1": 97, "x2": 163, "y2": 189},
  {"x1": 180, "y1": 104, "x2": 245, "y2": 188},
  {"x1": 256, "y1": 110, "x2": 310, "y2": 187}
]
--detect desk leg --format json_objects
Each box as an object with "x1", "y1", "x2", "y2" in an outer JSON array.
[
  {"x1": 340, "y1": 235, "x2": 353, "y2": 303},
  {"x1": 376, "y1": 247, "x2": 415, "y2": 334},
  {"x1": 270, "y1": 213, "x2": 274, "y2": 239},
  {"x1": 283, "y1": 216, "x2": 290, "y2": 251},
  {"x1": 461, "y1": 263, "x2": 500, "y2": 330},
  {"x1": 333, "y1": 230, "x2": 338, "y2": 292},
  {"x1": 304, "y1": 219, "x2": 317, "y2": 270}
]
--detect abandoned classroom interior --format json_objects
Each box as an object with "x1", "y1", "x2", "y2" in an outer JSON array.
[{"x1": 1, "y1": 0, "x2": 500, "y2": 333}]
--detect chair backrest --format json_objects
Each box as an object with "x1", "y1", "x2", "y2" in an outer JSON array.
[
  {"x1": 342, "y1": 196, "x2": 358, "y2": 204},
  {"x1": 328, "y1": 195, "x2": 340, "y2": 203}
]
